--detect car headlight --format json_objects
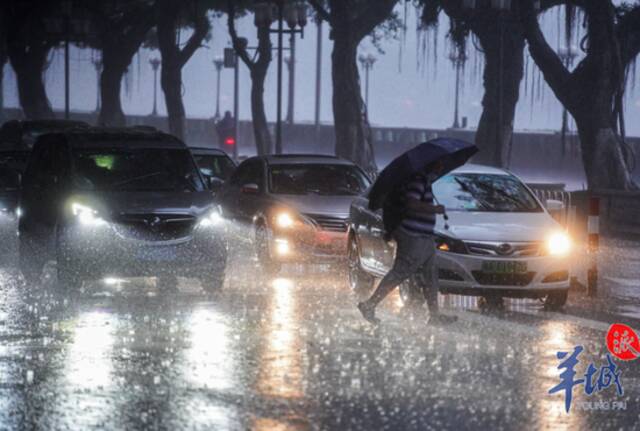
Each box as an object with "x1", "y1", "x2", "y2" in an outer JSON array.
[
  {"x1": 275, "y1": 212, "x2": 294, "y2": 229},
  {"x1": 547, "y1": 232, "x2": 571, "y2": 256},
  {"x1": 435, "y1": 234, "x2": 468, "y2": 254},
  {"x1": 71, "y1": 202, "x2": 106, "y2": 226},
  {"x1": 199, "y1": 206, "x2": 223, "y2": 227}
]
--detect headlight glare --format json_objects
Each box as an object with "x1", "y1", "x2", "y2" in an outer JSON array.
[
  {"x1": 547, "y1": 232, "x2": 571, "y2": 256},
  {"x1": 199, "y1": 207, "x2": 223, "y2": 227},
  {"x1": 71, "y1": 202, "x2": 106, "y2": 226},
  {"x1": 276, "y1": 212, "x2": 294, "y2": 228}
]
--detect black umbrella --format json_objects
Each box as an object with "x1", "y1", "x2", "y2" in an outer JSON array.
[{"x1": 368, "y1": 137, "x2": 478, "y2": 210}]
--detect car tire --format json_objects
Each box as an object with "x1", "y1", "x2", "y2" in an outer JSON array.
[
  {"x1": 399, "y1": 277, "x2": 425, "y2": 307},
  {"x1": 545, "y1": 290, "x2": 568, "y2": 310},
  {"x1": 348, "y1": 236, "x2": 373, "y2": 295},
  {"x1": 255, "y1": 224, "x2": 281, "y2": 276}
]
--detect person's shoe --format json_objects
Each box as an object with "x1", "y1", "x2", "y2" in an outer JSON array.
[
  {"x1": 428, "y1": 313, "x2": 458, "y2": 325},
  {"x1": 357, "y1": 302, "x2": 380, "y2": 325}
]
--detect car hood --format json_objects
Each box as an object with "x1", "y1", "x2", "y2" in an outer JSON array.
[
  {"x1": 436, "y1": 211, "x2": 561, "y2": 242},
  {"x1": 273, "y1": 194, "x2": 355, "y2": 218},
  {"x1": 72, "y1": 191, "x2": 215, "y2": 217}
]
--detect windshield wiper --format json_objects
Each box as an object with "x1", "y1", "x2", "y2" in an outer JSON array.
[
  {"x1": 454, "y1": 178, "x2": 492, "y2": 210},
  {"x1": 111, "y1": 171, "x2": 165, "y2": 188},
  {"x1": 473, "y1": 180, "x2": 529, "y2": 210}
]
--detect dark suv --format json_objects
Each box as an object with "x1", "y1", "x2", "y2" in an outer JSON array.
[{"x1": 18, "y1": 128, "x2": 227, "y2": 292}]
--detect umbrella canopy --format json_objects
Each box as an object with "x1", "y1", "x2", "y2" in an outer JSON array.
[{"x1": 368, "y1": 137, "x2": 478, "y2": 210}]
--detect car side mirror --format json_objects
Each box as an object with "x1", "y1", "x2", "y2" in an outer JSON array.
[
  {"x1": 546, "y1": 199, "x2": 564, "y2": 212},
  {"x1": 241, "y1": 183, "x2": 259, "y2": 195}
]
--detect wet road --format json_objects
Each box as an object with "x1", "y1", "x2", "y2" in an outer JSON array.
[{"x1": 1, "y1": 239, "x2": 640, "y2": 430}]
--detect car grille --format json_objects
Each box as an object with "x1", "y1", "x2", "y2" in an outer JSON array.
[
  {"x1": 471, "y1": 271, "x2": 536, "y2": 286},
  {"x1": 113, "y1": 213, "x2": 197, "y2": 242},
  {"x1": 465, "y1": 241, "x2": 541, "y2": 257},
  {"x1": 305, "y1": 214, "x2": 348, "y2": 233}
]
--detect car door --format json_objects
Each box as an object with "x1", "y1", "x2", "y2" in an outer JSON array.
[
  {"x1": 219, "y1": 159, "x2": 263, "y2": 224},
  {"x1": 236, "y1": 159, "x2": 265, "y2": 223}
]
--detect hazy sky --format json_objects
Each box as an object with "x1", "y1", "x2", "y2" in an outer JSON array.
[{"x1": 3, "y1": 4, "x2": 640, "y2": 136}]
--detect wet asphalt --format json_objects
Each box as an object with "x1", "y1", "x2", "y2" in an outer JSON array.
[{"x1": 0, "y1": 236, "x2": 640, "y2": 431}]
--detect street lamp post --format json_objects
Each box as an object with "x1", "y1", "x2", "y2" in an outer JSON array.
[
  {"x1": 213, "y1": 56, "x2": 224, "y2": 121},
  {"x1": 358, "y1": 53, "x2": 376, "y2": 108},
  {"x1": 254, "y1": 1, "x2": 307, "y2": 154},
  {"x1": 448, "y1": 49, "x2": 467, "y2": 129},
  {"x1": 92, "y1": 59, "x2": 102, "y2": 113},
  {"x1": 149, "y1": 58, "x2": 161, "y2": 116}
]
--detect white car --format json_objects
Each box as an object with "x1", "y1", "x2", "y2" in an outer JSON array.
[{"x1": 348, "y1": 164, "x2": 572, "y2": 309}]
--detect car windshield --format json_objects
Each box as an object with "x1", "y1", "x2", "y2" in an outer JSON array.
[
  {"x1": 193, "y1": 154, "x2": 235, "y2": 180},
  {"x1": 433, "y1": 173, "x2": 542, "y2": 212},
  {"x1": 72, "y1": 148, "x2": 205, "y2": 192},
  {"x1": 269, "y1": 164, "x2": 370, "y2": 196}
]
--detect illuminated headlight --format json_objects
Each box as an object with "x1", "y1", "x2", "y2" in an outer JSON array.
[
  {"x1": 199, "y1": 207, "x2": 223, "y2": 227},
  {"x1": 275, "y1": 212, "x2": 294, "y2": 228},
  {"x1": 275, "y1": 238, "x2": 290, "y2": 255},
  {"x1": 435, "y1": 234, "x2": 468, "y2": 254},
  {"x1": 71, "y1": 203, "x2": 106, "y2": 226},
  {"x1": 547, "y1": 232, "x2": 571, "y2": 256}
]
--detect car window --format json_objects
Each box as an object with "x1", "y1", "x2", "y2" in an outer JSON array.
[
  {"x1": 193, "y1": 154, "x2": 235, "y2": 180},
  {"x1": 71, "y1": 148, "x2": 205, "y2": 192},
  {"x1": 433, "y1": 173, "x2": 542, "y2": 213},
  {"x1": 269, "y1": 164, "x2": 370, "y2": 196},
  {"x1": 230, "y1": 160, "x2": 262, "y2": 187}
]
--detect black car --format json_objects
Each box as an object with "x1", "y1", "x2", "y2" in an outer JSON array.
[
  {"x1": 190, "y1": 147, "x2": 236, "y2": 189},
  {"x1": 218, "y1": 154, "x2": 371, "y2": 273},
  {"x1": 18, "y1": 127, "x2": 227, "y2": 292}
]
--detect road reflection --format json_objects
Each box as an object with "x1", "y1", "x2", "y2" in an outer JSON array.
[
  {"x1": 253, "y1": 277, "x2": 307, "y2": 430},
  {"x1": 537, "y1": 321, "x2": 585, "y2": 430}
]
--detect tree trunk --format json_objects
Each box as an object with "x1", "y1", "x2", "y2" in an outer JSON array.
[
  {"x1": 473, "y1": 21, "x2": 525, "y2": 167},
  {"x1": 250, "y1": 67, "x2": 272, "y2": 156},
  {"x1": 98, "y1": 53, "x2": 127, "y2": 127},
  {"x1": 160, "y1": 62, "x2": 185, "y2": 139},
  {"x1": 575, "y1": 118, "x2": 633, "y2": 190},
  {"x1": 331, "y1": 32, "x2": 377, "y2": 175},
  {"x1": 7, "y1": 42, "x2": 53, "y2": 120}
]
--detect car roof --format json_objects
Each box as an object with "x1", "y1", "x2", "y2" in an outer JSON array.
[
  {"x1": 19, "y1": 120, "x2": 89, "y2": 130},
  {"x1": 58, "y1": 127, "x2": 187, "y2": 150},
  {"x1": 262, "y1": 154, "x2": 355, "y2": 166},
  {"x1": 450, "y1": 163, "x2": 511, "y2": 175},
  {"x1": 189, "y1": 147, "x2": 232, "y2": 157}
]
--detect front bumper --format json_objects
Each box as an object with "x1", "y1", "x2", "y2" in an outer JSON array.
[
  {"x1": 57, "y1": 222, "x2": 227, "y2": 278},
  {"x1": 267, "y1": 227, "x2": 348, "y2": 263},
  {"x1": 436, "y1": 251, "x2": 570, "y2": 298}
]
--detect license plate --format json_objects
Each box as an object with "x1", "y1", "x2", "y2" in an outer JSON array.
[
  {"x1": 136, "y1": 247, "x2": 176, "y2": 261},
  {"x1": 481, "y1": 261, "x2": 527, "y2": 274}
]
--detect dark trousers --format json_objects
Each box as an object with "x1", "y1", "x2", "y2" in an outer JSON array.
[{"x1": 366, "y1": 227, "x2": 439, "y2": 310}]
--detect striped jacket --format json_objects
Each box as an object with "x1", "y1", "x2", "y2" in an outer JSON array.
[{"x1": 399, "y1": 174, "x2": 436, "y2": 236}]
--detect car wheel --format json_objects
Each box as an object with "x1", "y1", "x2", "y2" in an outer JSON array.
[
  {"x1": 255, "y1": 224, "x2": 281, "y2": 276},
  {"x1": 545, "y1": 290, "x2": 568, "y2": 310},
  {"x1": 200, "y1": 271, "x2": 225, "y2": 293},
  {"x1": 348, "y1": 236, "x2": 372, "y2": 295}
]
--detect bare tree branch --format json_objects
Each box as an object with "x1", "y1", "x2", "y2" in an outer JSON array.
[
  {"x1": 520, "y1": 0, "x2": 571, "y2": 103},
  {"x1": 353, "y1": 0, "x2": 399, "y2": 41},
  {"x1": 227, "y1": 0, "x2": 254, "y2": 69},
  {"x1": 617, "y1": 5, "x2": 640, "y2": 67},
  {"x1": 308, "y1": 0, "x2": 332, "y2": 25}
]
